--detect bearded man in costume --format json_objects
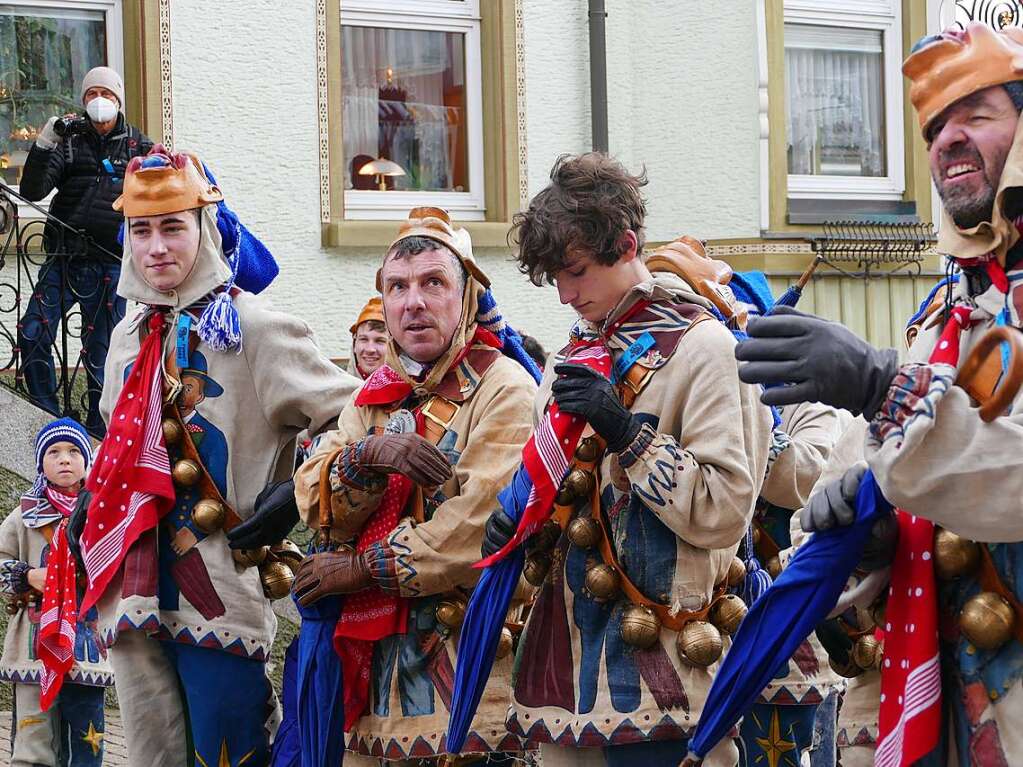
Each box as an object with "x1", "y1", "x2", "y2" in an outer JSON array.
[
  {"x1": 736, "y1": 23, "x2": 1023, "y2": 766},
  {"x1": 292, "y1": 207, "x2": 540, "y2": 764},
  {"x1": 480, "y1": 154, "x2": 772, "y2": 767},
  {"x1": 75, "y1": 146, "x2": 358, "y2": 767}
]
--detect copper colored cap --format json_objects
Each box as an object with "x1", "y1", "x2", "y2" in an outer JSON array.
[
  {"x1": 378, "y1": 206, "x2": 490, "y2": 290},
  {"x1": 113, "y1": 145, "x2": 224, "y2": 217},
  {"x1": 904, "y1": 23, "x2": 1023, "y2": 138},
  {"x1": 349, "y1": 296, "x2": 385, "y2": 334}
]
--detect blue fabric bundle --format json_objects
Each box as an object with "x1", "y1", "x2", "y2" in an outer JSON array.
[{"x1": 476, "y1": 288, "x2": 543, "y2": 384}]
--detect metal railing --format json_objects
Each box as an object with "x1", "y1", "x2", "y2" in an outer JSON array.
[
  {"x1": 809, "y1": 220, "x2": 937, "y2": 278},
  {"x1": 0, "y1": 182, "x2": 122, "y2": 437}
]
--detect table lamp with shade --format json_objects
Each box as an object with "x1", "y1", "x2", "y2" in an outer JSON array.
[{"x1": 358, "y1": 158, "x2": 406, "y2": 191}]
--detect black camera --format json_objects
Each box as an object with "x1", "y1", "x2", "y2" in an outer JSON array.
[{"x1": 53, "y1": 116, "x2": 89, "y2": 138}]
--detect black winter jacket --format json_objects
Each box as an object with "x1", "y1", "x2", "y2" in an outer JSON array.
[{"x1": 19, "y1": 114, "x2": 153, "y2": 264}]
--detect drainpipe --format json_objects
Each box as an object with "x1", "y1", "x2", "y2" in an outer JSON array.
[{"x1": 588, "y1": 0, "x2": 609, "y2": 153}]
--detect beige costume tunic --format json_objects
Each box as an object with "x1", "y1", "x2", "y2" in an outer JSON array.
[{"x1": 505, "y1": 274, "x2": 772, "y2": 764}]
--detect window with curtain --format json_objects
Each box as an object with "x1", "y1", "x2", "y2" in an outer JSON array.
[
  {"x1": 0, "y1": 3, "x2": 109, "y2": 186},
  {"x1": 340, "y1": 0, "x2": 484, "y2": 220},
  {"x1": 785, "y1": 24, "x2": 885, "y2": 178},
  {"x1": 342, "y1": 25, "x2": 468, "y2": 193}
]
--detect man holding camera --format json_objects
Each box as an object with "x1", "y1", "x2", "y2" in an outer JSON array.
[{"x1": 18, "y1": 66, "x2": 153, "y2": 435}]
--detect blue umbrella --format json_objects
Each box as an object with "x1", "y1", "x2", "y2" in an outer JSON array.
[
  {"x1": 271, "y1": 638, "x2": 301, "y2": 767},
  {"x1": 686, "y1": 470, "x2": 892, "y2": 761},
  {"x1": 294, "y1": 588, "x2": 345, "y2": 766},
  {"x1": 774, "y1": 255, "x2": 822, "y2": 308},
  {"x1": 446, "y1": 465, "x2": 532, "y2": 753}
]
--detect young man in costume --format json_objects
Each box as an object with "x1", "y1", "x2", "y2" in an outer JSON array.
[
  {"x1": 292, "y1": 207, "x2": 540, "y2": 764},
  {"x1": 482, "y1": 154, "x2": 772, "y2": 767},
  {"x1": 348, "y1": 296, "x2": 389, "y2": 379},
  {"x1": 736, "y1": 23, "x2": 1023, "y2": 765},
  {"x1": 0, "y1": 418, "x2": 112, "y2": 767},
  {"x1": 76, "y1": 146, "x2": 358, "y2": 767}
]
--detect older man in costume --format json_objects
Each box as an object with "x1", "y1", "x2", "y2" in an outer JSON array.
[
  {"x1": 76, "y1": 146, "x2": 358, "y2": 767},
  {"x1": 736, "y1": 23, "x2": 1023, "y2": 765},
  {"x1": 481, "y1": 154, "x2": 772, "y2": 767},
  {"x1": 292, "y1": 207, "x2": 540, "y2": 764}
]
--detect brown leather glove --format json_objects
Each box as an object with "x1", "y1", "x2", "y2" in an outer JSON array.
[
  {"x1": 293, "y1": 549, "x2": 372, "y2": 606},
  {"x1": 358, "y1": 433, "x2": 453, "y2": 487}
]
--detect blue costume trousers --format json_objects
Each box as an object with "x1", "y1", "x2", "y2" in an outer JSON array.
[
  {"x1": 10, "y1": 681, "x2": 105, "y2": 767},
  {"x1": 739, "y1": 702, "x2": 819, "y2": 767}
]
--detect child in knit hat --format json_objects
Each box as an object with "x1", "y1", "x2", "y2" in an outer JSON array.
[{"x1": 0, "y1": 418, "x2": 112, "y2": 767}]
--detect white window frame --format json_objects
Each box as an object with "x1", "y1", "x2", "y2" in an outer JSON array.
[
  {"x1": 783, "y1": 0, "x2": 906, "y2": 202},
  {"x1": 2, "y1": 0, "x2": 123, "y2": 213},
  {"x1": 340, "y1": 0, "x2": 486, "y2": 221}
]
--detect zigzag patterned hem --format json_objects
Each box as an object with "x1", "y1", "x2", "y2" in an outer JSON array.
[
  {"x1": 0, "y1": 667, "x2": 114, "y2": 687},
  {"x1": 104, "y1": 613, "x2": 269, "y2": 662},
  {"x1": 756, "y1": 686, "x2": 827, "y2": 706},
  {"x1": 345, "y1": 729, "x2": 522, "y2": 760},
  {"x1": 505, "y1": 712, "x2": 736, "y2": 749}
]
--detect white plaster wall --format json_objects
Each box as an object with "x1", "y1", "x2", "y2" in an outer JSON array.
[
  {"x1": 168, "y1": 0, "x2": 574, "y2": 358},
  {"x1": 522, "y1": 0, "x2": 762, "y2": 241}
]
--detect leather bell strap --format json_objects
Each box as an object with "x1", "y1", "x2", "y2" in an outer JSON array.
[
  {"x1": 164, "y1": 402, "x2": 242, "y2": 532},
  {"x1": 975, "y1": 544, "x2": 1023, "y2": 644}
]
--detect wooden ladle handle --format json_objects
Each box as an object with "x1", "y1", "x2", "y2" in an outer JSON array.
[{"x1": 956, "y1": 326, "x2": 1023, "y2": 422}]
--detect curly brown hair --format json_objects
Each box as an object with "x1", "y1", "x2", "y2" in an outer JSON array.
[{"x1": 511, "y1": 153, "x2": 648, "y2": 286}]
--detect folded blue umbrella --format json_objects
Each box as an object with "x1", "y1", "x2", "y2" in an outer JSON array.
[
  {"x1": 271, "y1": 638, "x2": 301, "y2": 767},
  {"x1": 446, "y1": 464, "x2": 531, "y2": 753},
  {"x1": 686, "y1": 470, "x2": 892, "y2": 761},
  {"x1": 295, "y1": 590, "x2": 345, "y2": 767}
]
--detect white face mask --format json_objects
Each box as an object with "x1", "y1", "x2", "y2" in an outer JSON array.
[{"x1": 86, "y1": 96, "x2": 118, "y2": 124}]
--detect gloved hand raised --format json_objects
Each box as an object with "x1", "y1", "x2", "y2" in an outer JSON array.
[
  {"x1": 481, "y1": 507, "x2": 517, "y2": 558},
  {"x1": 358, "y1": 433, "x2": 453, "y2": 487},
  {"x1": 734, "y1": 306, "x2": 900, "y2": 419},
  {"x1": 293, "y1": 549, "x2": 372, "y2": 606},
  {"x1": 227, "y1": 479, "x2": 299, "y2": 551},
  {"x1": 551, "y1": 363, "x2": 641, "y2": 453},
  {"x1": 36, "y1": 116, "x2": 61, "y2": 149}
]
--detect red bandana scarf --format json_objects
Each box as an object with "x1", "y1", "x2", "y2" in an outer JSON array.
[
  {"x1": 335, "y1": 327, "x2": 502, "y2": 730},
  {"x1": 875, "y1": 304, "x2": 976, "y2": 767},
  {"x1": 477, "y1": 302, "x2": 649, "y2": 568},
  {"x1": 36, "y1": 485, "x2": 79, "y2": 710},
  {"x1": 79, "y1": 312, "x2": 176, "y2": 614}
]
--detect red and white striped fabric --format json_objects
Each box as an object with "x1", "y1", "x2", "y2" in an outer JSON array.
[
  {"x1": 79, "y1": 312, "x2": 176, "y2": 614},
  {"x1": 875, "y1": 304, "x2": 977, "y2": 766},
  {"x1": 476, "y1": 340, "x2": 611, "y2": 568},
  {"x1": 37, "y1": 517, "x2": 78, "y2": 710}
]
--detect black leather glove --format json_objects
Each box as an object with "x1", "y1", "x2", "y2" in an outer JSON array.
[
  {"x1": 551, "y1": 363, "x2": 641, "y2": 453},
  {"x1": 801, "y1": 464, "x2": 898, "y2": 571},
  {"x1": 481, "y1": 508, "x2": 517, "y2": 558},
  {"x1": 815, "y1": 616, "x2": 855, "y2": 668},
  {"x1": 734, "y1": 306, "x2": 900, "y2": 419},
  {"x1": 66, "y1": 489, "x2": 91, "y2": 570},
  {"x1": 227, "y1": 479, "x2": 299, "y2": 550}
]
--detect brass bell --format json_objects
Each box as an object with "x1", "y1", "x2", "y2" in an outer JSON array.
[
  {"x1": 584, "y1": 563, "x2": 621, "y2": 602},
  {"x1": 162, "y1": 417, "x2": 184, "y2": 445},
  {"x1": 709, "y1": 594, "x2": 748, "y2": 636},
  {"x1": 172, "y1": 459, "x2": 201, "y2": 487},
  {"x1": 435, "y1": 598, "x2": 467, "y2": 630},
  {"x1": 563, "y1": 468, "x2": 596, "y2": 500},
  {"x1": 523, "y1": 552, "x2": 552, "y2": 587},
  {"x1": 620, "y1": 604, "x2": 661, "y2": 649},
  {"x1": 870, "y1": 599, "x2": 887, "y2": 629},
  {"x1": 555, "y1": 486, "x2": 576, "y2": 507},
  {"x1": 191, "y1": 499, "x2": 225, "y2": 534},
  {"x1": 574, "y1": 437, "x2": 600, "y2": 463},
  {"x1": 765, "y1": 555, "x2": 782, "y2": 579},
  {"x1": 726, "y1": 556, "x2": 746, "y2": 588},
  {"x1": 567, "y1": 517, "x2": 601, "y2": 549},
  {"x1": 232, "y1": 546, "x2": 269, "y2": 568},
  {"x1": 933, "y1": 528, "x2": 981, "y2": 581},
  {"x1": 259, "y1": 560, "x2": 294, "y2": 600},
  {"x1": 828, "y1": 654, "x2": 863, "y2": 679},
  {"x1": 271, "y1": 539, "x2": 304, "y2": 574},
  {"x1": 4, "y1": 599, "x2": 20, "y2": 616},
  {"x1": 752, "y1": 527, "x2": 762, "y2": 545},
  {"x1": 533, "y1": 519, "x2": 562, "y2": 552},
  {"x1": 852, "y1": 634, "x2": 882, "y2": 671},
  {"x1": 677, "y1": 620, "x2": 723, "y2": 667},
  {"x1": 959, "y1": 591, "x2": 1016, "y2": 651},
  {"x1": 496, "y1": 627, "x2": 515, "y2": 660}
]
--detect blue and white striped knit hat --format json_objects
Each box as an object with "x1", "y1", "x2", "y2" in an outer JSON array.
[{"x1": 35, "y1": 417, "x2": 92, "y2": 474}]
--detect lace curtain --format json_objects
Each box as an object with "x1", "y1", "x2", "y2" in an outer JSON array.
[
  {"x1": 341, "y1": 25, "x2": 467, "y2": 192},
  {"x1": 785, "y1": 25, "x2": 885, "y2": 178}
]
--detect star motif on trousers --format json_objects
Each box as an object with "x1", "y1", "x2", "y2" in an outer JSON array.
[
  {"x1": 195, "y1": 740, "x2": 256, "y2": 767},
  {"x1": 82, "y1": 721, "x2": 104, "y2": 756},
  {"x1": 754, "y1": 707, "x2": 797, "y2": 767}
]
